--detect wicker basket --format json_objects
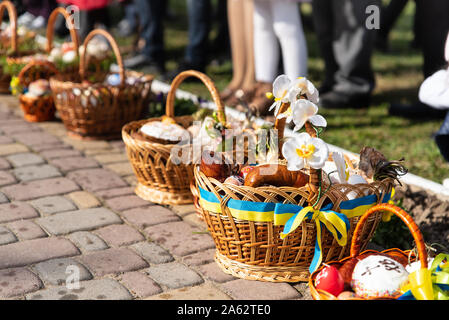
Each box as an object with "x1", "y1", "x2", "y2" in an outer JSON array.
[
  {"x1": 50, "y1": 29, "x2": 153, "y2": 140},
  {"x1": 308, "y1": 203, "x2": 428, "y2": 300},
  {"x1": 122, "y1": 70, "x2": 227, "y2": 206},
  {"x1": 0, "y1": 0, "x2": 18, "y2": 93},
  {"x1": 17, "y1": 60, "x2": 59, "y2": 122},
  {"x1": 194, "y1": 101, "x2": 395, "y2": 282}
]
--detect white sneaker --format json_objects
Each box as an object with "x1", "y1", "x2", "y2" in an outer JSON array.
[
  {"x1": 29, "y1": 16, "x2": 45, "y2": 30},
  {"x1": 17, "y1": 12, "x2": 35, "y2": 27}
]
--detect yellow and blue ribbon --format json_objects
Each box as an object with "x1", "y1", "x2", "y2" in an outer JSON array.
[{"x1": 198, "y1": 187, "x2": 391, "y2": 273}]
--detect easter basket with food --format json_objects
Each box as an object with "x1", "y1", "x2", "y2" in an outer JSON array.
[
  {"x1": 0, "y1": 0, "x2": 37, "y2": 93},
  {"x1": 10, "y1": 60, "x2": 59, "y2": 122},
  {"x1": 50, "y1": 29, "x2": 153, "y2": 140},
  {"x1": 194, "y1": 75, "x2": 407, "y2": 282},
  {"x1": 122, "y1": 70, "x2": 237, "y2": 206},
  {"x1": 309, "y1": 203, "x2": 449, "y2": 300}
]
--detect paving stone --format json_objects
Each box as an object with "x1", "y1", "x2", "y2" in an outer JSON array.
[
  {"x1": 1, "y1": 177, "x2": 80, "y2": 201},
  {"x1": 67, "y1": 168, "x2": 128, "y2": 192},
  {"x1": 123, "y1": 175, "x2": 137, "y2": 186},
  {"x1": 39, "y1": 148, "x2": 82, "y2": 159},
  {"x1": 119, "y1": 271, "x2": 162, "y2": 298},
  {"x1": 0, "y1": 192, "x2": 8, "y2": 203},
  {"x1": 94, "y1": 224, "x2": 144, "y2": 247},
  {"x1": 144, "y1": 221, "x2": 215, "y2": 256},
  {"x1": 198, "y1": 262, "x2": 236, "y2": 283},
  {"x1": 183, "y1": 213, "x2": 207, "y2": 229},
  {"x1": 121, "y1": 206, "x2": 180, "y2": 229},
  {"x1": 171, "y1": 204, "x2": 197, "y2": 217},
  {"x1": 0, "y1": 225, "x2": 17, "y2": 245},
  {"x1": 0, "y1": 268, "x2": 43, "y2": 298},
  {"x1": 30, "y1": 142, "x2": 70, "y2": 152},
  {"x1": 146, "y1": 282, "x2": 231, "y2": 300},
  {"x1": 30, "y1": 196, "x2": 77, "y2": 215},
  {"x1": 109, "y1": 140, "x2": 126, "y2": 151},
  {"x1": 94, "y1": 186, "x2": 134, "y2": 199},
  {"x1": 182, "y1": 249, "x2": 216, "y2": 267},
  {"x1": 26, "y1": 278, "x2": 132, "y2": 300},
  {"x1": 292, "y1": 283, "x2": 313, "y2": 300},
  {"x1": 1, "y1": 123, "x2": 40, "y2": 135},
  {"x1": 33, "y1": 257, "x2": 92, "y2": 286},
  {"x1": 49, "y1": 156, "x2": 99, "y2": 173},
  {"x1": 66, "y1": 231, "x2": 108, "y2": 252},
  {"x1": 78, "y1": 248, "x2": 148, "y2": 276},
  {"x1": 36, "y1": 208, "x2": 122, "y2": 235},
  {"x1": 0, "y1": 144, "x2": 29, "y2": 156},
  {"x1": 5, "y1": 153, "x2": 44, "y2": 167},
  {"x1": 93, "y1": 153, "x2": 128, "y2": 164},
  {"x1": 10, "y1": 131, "x2": 61, "y2": 147},
  {"x1": 6, "y1": 220, "x2": 47, "y2": 240},
  {"x1": 105, "y1": 162, "x2": 134, "y2": 176},
  {"x1": 0, "y1": 135, "x2": 13, "y2": 144},
  {"x1": 0, "y1": 171, "x2": 16, "y2": 186},
  {"x1": 146, "y1": 262, "x2": 203, "y2": 289},
  {"x1": 82, "y1": 148, "x2": 115, "y2": 156},
  {"x1": 105, "y1": 195, "x2": 151, "y2": 212},
  {"x1": 62, "y1": 138, "x2": 111, "y2": 151},
  {"x1": 0, "y1": 202, "x2": 39, "y2": 223},
  {"x1": 0, "y1": 237, "x2": 80, "y2": 269},
  {"x1": 0, "y1": 158, "x2": 11, "y2": 170},
  {"x1": 12, "y1": 164, "x2": 62, "y2": 182},
  {"x1": 66, "y1": 191, "x2": 101, "y2": 209},
  {"x1": 220, "y1": 279, "x2": 301, "y2": 300},
  {"x1": 130, "y1": 242, "x2": 174, "y2": 264}
]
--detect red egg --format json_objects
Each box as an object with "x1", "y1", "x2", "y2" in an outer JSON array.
[{"x1": 315, "y1": 265, "x2": 345, "y2": 297}]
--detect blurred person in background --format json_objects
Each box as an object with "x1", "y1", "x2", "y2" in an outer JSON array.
[
  {"x1": 56, "y1": 0, "x2": 111, "y2": 41},
  {"x1": 389, "y1": 0, "x2": 449, "y2": 119},
  {"x1": 245, "y1": 0, "x2": 309, "y2": 116},
  {"x1": 312, "y1": 0, "x2": 379, "y2": 109},
  {"x1": 123, "y1": 0, "x2": 167, "y2": 74},
  {"x1": 18, "y1": 0, "x2": 57, "y2": 29},
  {"x1": 219, "y1": 0, "x2": 256, "y2": 108}
]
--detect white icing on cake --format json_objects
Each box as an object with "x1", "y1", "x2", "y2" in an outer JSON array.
[{"x1": 140, "y1": 121, "x2": 189, "y2": 142}]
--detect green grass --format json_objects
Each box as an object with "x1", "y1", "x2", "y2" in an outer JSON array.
[{"x1": 112, "y1": 0, "x2": 448, "y2": 183}]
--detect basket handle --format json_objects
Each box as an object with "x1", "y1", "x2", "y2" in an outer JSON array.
[
  {"x1": 46, "y1": 7, "x2": 80, "y2": 55},
  {"x1": 17, "y1": 60, "x2": 59, "y2": 87},
  {"x1": 350, "y1": 203, "x2": 428, "y2": 269},
  {"x1": 165, "y1": 70, "x2": 226, "y2": 124},
  {"x1": 79, "y1": 29, "x2": 125, "y2": 86},
  {"x1": 275, "y1": 102, "x2": 321, "y2": 203},
  {"x1": 0, "y1": 0, "x2": 17, "y2": 53}
]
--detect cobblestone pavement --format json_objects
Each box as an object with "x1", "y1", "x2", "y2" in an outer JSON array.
[{"x1": 0, "y1": 96, "x2": 313, "y2": 300}]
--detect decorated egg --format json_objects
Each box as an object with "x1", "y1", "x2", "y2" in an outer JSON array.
[
  {"x1": 351, "y1": 255, "x2": 409, "y2": 298},
  {"x1": 106, "y1": 73, "x2": 121, "y2": 86},
  {"x1": 62, "y1": 50, "x2": 77, "y2": 64},
  {"x1": 315, "y1": 265, "x2": 345, "y2": 297},
  {"x1": 224, "y1": 175, "x2": 244, "y2": 186}
]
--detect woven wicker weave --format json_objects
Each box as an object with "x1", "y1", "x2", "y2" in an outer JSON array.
[
  {"x1": 122, "y1": 70, "x2": 227, "y2": 205},
  {"x1": 308, "y1": 203, "x2": 426, "y2": 300},
  {"x1": 17, "y1": 60, "x2": 59, "y2": 122},
  {"x1": 0, "y1": 1, "x2": 17, "y2": 93},
  {"x1": 194, "y1": 102, "x2": 395, "y2": 282},
  {"x1": 50, "y1": 29, "x2": 153, "y2": 140}
]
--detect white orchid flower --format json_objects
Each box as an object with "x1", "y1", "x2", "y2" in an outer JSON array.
[
  {"x1": 327, "y1": 151, "x2": 367, "y2": 185},
  {"x1": 268, "y1": 75, "x2": 292, "y2": 116},
  {"x1": 288, "y1": 77, "x2": 319, "y2": 104},
  {"x1": 291, "y1": 99, "x2": 327, "y2": 131},
  {"x1": 282, "y1": 132, "x2": 329, "y2": 170}
]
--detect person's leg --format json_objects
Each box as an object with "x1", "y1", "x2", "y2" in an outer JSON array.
[
  {"x1": 124, "y1": 0, "x2": 166, "y2": 71},
  {"x1": 271, "y1": 0, "x2": 308, "y2": 79},
  {"x1": 311, "y1": 0, "x2": 338, "y2": 93},
  {"x1": 378, "y1": 0, "x2": 408, "y2": 40},
  {"x1": 241, "y1": 0, "x2": 256, "y2": 91},
  {"x1": 253, "y1": 0, "x2": 278, "y2": 83},
  {"x1": 224, "y1": 0, "x2": 247, "y2": 92},
  {"x1": 184, "y1": 0, "x2": 212, "y2": 69}
]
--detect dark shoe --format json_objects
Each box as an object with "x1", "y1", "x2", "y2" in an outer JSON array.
[
  {"x1": 162, "y1": 61, "x2": 206, "y2": 82},
  {"x1": 123, "y1": 54, "x2": 166, "y2": 74},
  {"x1": 319, "y1": 91, "x2": 371, "y2": 109},
  {"x1": 389, "y1": 102, "x2": 447, "y2": 119}
]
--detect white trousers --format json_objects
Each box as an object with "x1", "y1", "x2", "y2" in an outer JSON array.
[{"x1": 253, "y1": 0, "x2": 308, "y2": 83}]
